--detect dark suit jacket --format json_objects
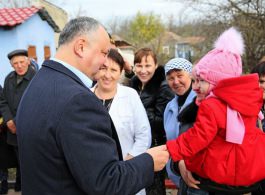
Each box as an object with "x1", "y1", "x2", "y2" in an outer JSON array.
[{"x1": 16, "y1": 60, "x2": 154, "y2": 195}]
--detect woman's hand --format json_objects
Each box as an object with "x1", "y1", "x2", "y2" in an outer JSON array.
[{"x1": 179, "y1": 160, "x2": 200, "y2": 189}]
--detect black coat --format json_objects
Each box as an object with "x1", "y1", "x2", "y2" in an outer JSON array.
[
  {"x1": 16, "y1": 60, "x2": 154, "y2": 195},
  {"x1": 0, "y1": 85, "x2": 17, "y2": 169},
  {"x1": 177, "y1": 97, "x2": 198, "y2": 135},
  {"x1": 0, "y1": 66, "x2": 35, "y2": 146},
  {"x1": 130, "y1": 66, "x2": 174, "y2": 146}
]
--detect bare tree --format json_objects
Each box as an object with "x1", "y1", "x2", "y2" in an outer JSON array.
[
  {"x1": 106, "y1": 16, "x2": 125, "y2": 34},
  {"x1": 171, "y1": 0, "x2": 265, "y2": 71},
  {"x1": 68, "y1": 4, "x2": 87, "y2": 19},
  {"x1": 222, "y1": 0, "x2": 265, "y2": 70}
]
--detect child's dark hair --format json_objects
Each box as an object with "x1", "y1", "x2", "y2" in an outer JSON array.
[{"x1": 251, "y1": 61, "x2": 265, "y2": 77}]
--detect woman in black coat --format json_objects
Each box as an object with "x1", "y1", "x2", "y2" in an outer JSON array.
[{"x1": 130, "y1": 48, "x2": 174, "y2": 195}]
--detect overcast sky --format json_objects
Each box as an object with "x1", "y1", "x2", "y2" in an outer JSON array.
[{"x1": 48, "y1": 0, "x2": 193, "y2": 27}]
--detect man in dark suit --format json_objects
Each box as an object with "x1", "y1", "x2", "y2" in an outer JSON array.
[{"x1": 16, "y1": 17, "x2": 169, "y2": 195}]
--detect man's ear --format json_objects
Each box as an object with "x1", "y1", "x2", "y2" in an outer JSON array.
[{"x1": 74, "y1": 38, "x2": 86, "y2": 57}]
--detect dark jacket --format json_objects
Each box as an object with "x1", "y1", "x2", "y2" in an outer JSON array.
[
  {"x1": 0, "y1": 85, "x2": 17, "y2": 169},
  {"x1": 16, "y1": 60, "x2": 154, "y2": 195},
  {"x1": 177, "y1": 97, "x2": 198, "y2": 135},
  {"x1": 130, "y1": 66, "x2": 174, "y2": 146},
  {"x1": 170, "y1": 97, "x2": 198, "y2": 177},
  {"x1": 0, "y1": 66, "x2": 35, "y2": 146}
]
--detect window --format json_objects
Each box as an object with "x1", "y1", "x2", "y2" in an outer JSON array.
[
  {"x1": 28, "y1": 45, "x2": 37, "y2": 62},
  {"x1": 44, "y1": 46, "x2": 51, "y2": 60},
  {"x1": 162, "y1": 46, "x2": 170, "y2": 55}
]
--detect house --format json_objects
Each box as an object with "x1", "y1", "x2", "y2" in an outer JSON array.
[
  {"x1": 0, "y1": 6, "x2": 60, "y2": 85},
  {"x1": 176, "y1": 36, "x2": 205, "y2": 61},
  {"x1": 161, "y1": 31, "x2": 182, "y2": 57},
  {"x1": 32, "y1": 0, "x2": 68, "y2": 47},
  {"x1": 112, "y1": 34, "x2": 135, "y2": 63},
  {"x1": 161, "y1": 31, "x2": 205, "y2": 62},
  {"x1": 111, "y1": 34, "x2": 135, "y2": 85}
]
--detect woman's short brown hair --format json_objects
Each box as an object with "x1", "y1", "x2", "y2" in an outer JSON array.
[{"x1": 134, "y1": 48, "x2": 157, "y2": 65}]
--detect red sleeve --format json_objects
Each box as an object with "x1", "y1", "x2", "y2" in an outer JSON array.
[{"x1": 166, "y1": 101, "x2": 219, "y2": 162}]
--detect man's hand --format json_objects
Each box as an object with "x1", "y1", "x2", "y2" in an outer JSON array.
[
  {"x1": 7, "y1": 120, "x2": 16, "y2": 134},
  {"x1": 179, "y1": 160, "x2": 200, "y2": 189},
  {"x1": 146, "y1": 145, "x2": 169, "y2": 171}
]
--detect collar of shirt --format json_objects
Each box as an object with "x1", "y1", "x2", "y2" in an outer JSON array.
[{"x1": 51, "y1": 58, "x2": 93, "y2": 88}]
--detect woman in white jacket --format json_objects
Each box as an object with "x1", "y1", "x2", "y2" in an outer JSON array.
[{"x1": 92, "y1": 48, "x2": 151, "y2": 195}]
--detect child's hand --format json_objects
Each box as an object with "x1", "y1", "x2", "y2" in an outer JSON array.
[{"x1": 179, "y1": 160, "x2": 200, "y2": 189}]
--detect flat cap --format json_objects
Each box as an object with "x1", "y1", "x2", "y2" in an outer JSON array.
[{"x1": 7, "y1": 49, "x2": 28, "y2": 60}]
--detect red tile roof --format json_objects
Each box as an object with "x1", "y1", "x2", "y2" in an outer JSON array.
[
  {"x1": 0, "y1": 6, "x2": 60, "y2": 32},
  {"x1": 0, "y1": 6, "x2": 39, "y2": 26}
]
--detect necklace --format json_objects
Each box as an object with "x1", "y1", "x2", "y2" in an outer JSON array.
[
  {"x1": 94, "y1": 86, "x2": 114, "y2": 112},
  {"x1": 102, "y1": 98, "x2": 114, "y2": 112}
]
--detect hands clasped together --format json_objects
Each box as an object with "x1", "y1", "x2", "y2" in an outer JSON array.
[
  {"x1": 147, "y1": 145, "x2": 200, "y2": 189},
  {"x1": 146, "y1": 145, "x2": 169, "y2": 171}
]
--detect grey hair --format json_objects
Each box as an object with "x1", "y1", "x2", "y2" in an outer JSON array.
[{"x1": 58, "y1": 17, "x2": 101, "y2": 47}]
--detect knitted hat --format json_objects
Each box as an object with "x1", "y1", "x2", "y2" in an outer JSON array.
[
  {"x1": 194, "y1": 27, "x2": 244, "y2": 86},
  {"x1": 195, "y1": 27, "x2": 246, "y2": 145},
  {"x1": 164, "y1": 58, "x2": 193, "y2": 75}
]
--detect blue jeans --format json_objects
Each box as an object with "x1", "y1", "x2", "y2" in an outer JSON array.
[
  {"x1": 180, "y1": 179, "x2": 227, "y2": 195},
  {"x1": 187, "y1": 187, "x2": 209, "y2": 195},
  {"x1": 178, "y1": 178, "x2": 209, "y2": 195}
]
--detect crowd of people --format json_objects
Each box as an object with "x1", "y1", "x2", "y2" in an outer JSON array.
[{"x1": 0, "y1": 16, "x2": 265, "y2": 195}]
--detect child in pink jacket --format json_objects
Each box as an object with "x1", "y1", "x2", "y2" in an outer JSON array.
[{"x1": 167, "y1": 27, "x2": 265, "y2": 194}]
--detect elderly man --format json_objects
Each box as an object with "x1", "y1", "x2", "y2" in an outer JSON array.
[
  {"x1": 16, "y1": 17, "x2": 169, "y2": 195},
  {"x1": 0, "y1": 49, "x2": 36, "y2": 192}
]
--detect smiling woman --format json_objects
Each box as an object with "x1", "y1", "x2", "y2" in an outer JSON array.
[
  {"x1": 163, "y1": 58, "x2": 196, "y2": 192},
  {"x1": 129, "y1": 47, "x2": 174, "y2": 195},
  {"x1": 92, "y1": 48, "x2": 152, "y2": 195}
]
